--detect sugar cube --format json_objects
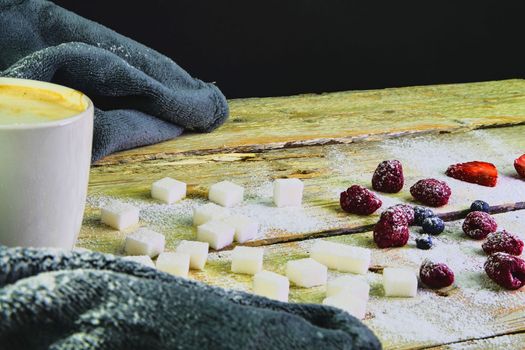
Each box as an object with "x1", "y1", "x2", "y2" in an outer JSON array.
[
  {"x1": 231, "y1": 246, "x2": 264, "y2": 275},
  {"x1": 286, "y1": 258, "x2": 327, "y2": 288},
  {"x1": 310, "y1": 240, "x2": 371, "y2": 274},
  {"x1": 193, "y1": 203, "x2": 229, "y2": 226},
  {"x1": 101, "y1": 201, "x2": 140, "y2": 230},
  {"x1": 124, "y1": 228, "x2": 165, "y2": 257},
  {"x1": 383, "y1": 267, "x2": 418, "y2": 297},
  {"x1": 273, "y1": 179, "x2": 304, "y2": 207},
  {"x1": 175, "y1": 240, "x2": 209, "y2": 270},
  {"x1": 123, "y1": 255, "x2": 155, "y2": 268},
  {"x1": 151, "y1": 177, "x2": 187, "y2": 204},
  {"x1": 197, "y1": 220, "x2": 235, "y2": 250},
  {"x1": 322, "y1": 294, "x2": 367, "y2": 320},
  {"x1": 208, "y1": 180, "x2": 244, "y2": 207},
  {"x1": 156, "y1": 252, "x2": 191, "y2": 278},
  {"x1": 326, "y1": 276, "x2": 370, "y2": 300},
  {"x1": 253, "y1": 270, "x2": 289, "y2": 302},
  {"x1": 226, "y1": 215, "x2": 260, "y2": 243}
]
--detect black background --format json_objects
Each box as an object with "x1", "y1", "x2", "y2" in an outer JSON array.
[{"x1": 53, "y1": 1, "x2": 525, "y2": 99}]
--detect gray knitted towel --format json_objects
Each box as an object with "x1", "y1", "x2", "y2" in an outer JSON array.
[
  {"x1": 0, "y1": 0, "x2": 229, "y2": 161},
  {"x1": 0, "y1": 246, "x2": 382, "y2": 350}
]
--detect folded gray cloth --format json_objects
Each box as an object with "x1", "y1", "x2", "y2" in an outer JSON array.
[
  {"x1": 0, "y1": 246, "x2": 382, "y2": 350},
  {"x1": 0, "y1": 0, "x2": 229, "y2": 161}
]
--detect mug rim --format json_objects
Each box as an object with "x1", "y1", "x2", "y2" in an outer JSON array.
[{"x1": 0, "y1": 77, "x2": 93, "y2": 130}]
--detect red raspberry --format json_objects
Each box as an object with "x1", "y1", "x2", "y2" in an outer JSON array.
[
  {"x1": 419, "y1": 260, "x2": 455, "y2": 289},
  {"x1": 462, "y1": 211, "x2": 497, "y2": 240},
  {"x1": 410, "y1": 179, "x2": 451, "y2": 207},
  {"x1": 372, "y1": 160, "x2": 404, "y2": 193},
  {"x1": 482, "y1": 230, "x2": 524, "y2": 256},
  {"x1": 385, "y1": 204, "x2": 415, "y2": 225},
  {"x1": 340, "y1": 185, "x2": 382, "y2": 215},
  {"x1": 484, "y1": 252, "x2": 525, "y2": 290},
  {"x1": 373, "y1": 209, "x2": 409, "y2": 248}
]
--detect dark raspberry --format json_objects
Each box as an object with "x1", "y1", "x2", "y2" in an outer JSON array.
[
  {"x1": 482, "y1": 230, "x2": 524, "y2": 256},
  {"x1": 340, "y1": 185, "x2": 382, "y2": 215},
  {"x1": 419, "y1": 260, "x2": 455, "y2": 289},
  {"x1": 422, "y1": 217, "x2": 445, "y2": 235},
  {"x1": 413, "y1": 206, "x2": 435, "y2": 226},
  {"x1": 372, "y1": 160, "x2": 404, "y2": 193},
  {"x1": 410, "y1": 179, "x2": 451, "y2": 207},
  {"x1": 416, "y1": 235, "x2": 433, "y2": 250},
  {"x1": 484, "y1": 252, "x2": 525, "y2": 290},
  {"x1": 462, "y1": 211, "x2": 497, "y2": 240},
  {"x1": 470, "y1": 200, "x2": 490, "y2": 213},
  {"x1": 373, "y1": 210, "x2": 409, "y2": 248},
  {"x1": 383, "y1": 204, "x2": 414, "y2": 225}
]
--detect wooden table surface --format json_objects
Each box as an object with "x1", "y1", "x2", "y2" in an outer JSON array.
[{"x1": 79, "y1": 79, "x2": 525, "y2": 349}]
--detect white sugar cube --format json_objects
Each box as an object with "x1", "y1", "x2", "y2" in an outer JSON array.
[
  {"x1": 253, "y1": 270, "x2": 289, "y2": 302},
  {"x1": 231, "y1": 246, "x2": 264, "y2": 275},
  {"x1": 286, "y1": 258, "x2": 327, "y2": 288},
  {"x1": 326, "y1": 276, "x2": 370, "y2": 300},
  {"x1": 383, "y1": 267, "x2": 418, "y2": 297},
  {"x1": 101, "y1": 201, "x2": 140, "y2": 230},
  {"x1": 197, "y1": 220, "x2": 235, "y2": 250},
  {"x1": 124, "y1": 228, "x2": 165, "y2": 257},
  {"x1": 208, "y1": 180, "x2": 244, "y2": 207},
  {"x1": 226, "y1": 215, "x2": 260, "y2": 243},
  {"x1": 193, "y1": 203, "x2": 230, "y2": 226},
  {"x1": 156, "y1": 252, "x2": 190, "y2": 278},
  {"x1": 322, "y1": 294, "x2": 367, "y2": 320},
  {"x1": 273, "y1": 178, "x2": 304, "y2": 207},
  {"x1": 123, "y1": 255, "x2": 155, "y2": 268},
  {"x1": 310, "y1": 240, "x2": 371, "y2": 274},
  {"x1": 151, "y1": 177, "x2": 187, "y2": 204},
  {"x1": 175, "y1": 240, "x2": 209, "y2": 270}
]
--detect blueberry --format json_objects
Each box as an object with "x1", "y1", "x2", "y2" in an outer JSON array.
[
  {"x1": 416, "y1": 235, "x2": 433, "y2": 250},
  {"x1": 413, "y1": 206, "x2": 435, "y2": 226},
  {"x1": 470, "y1": 200, "x2": 490, "y2": 213},
  {"x1": 422, "y1": 217, "x2": 445, "y2": 235}
]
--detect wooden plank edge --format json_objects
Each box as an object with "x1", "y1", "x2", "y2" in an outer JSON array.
[{"x1": 417, "y1": 330, "x2": 525, "y2": 350}]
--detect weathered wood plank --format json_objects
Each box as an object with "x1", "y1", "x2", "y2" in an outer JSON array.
[
  {"x1": 425, "y1": 332, "x2": 525, "y2": 350},
  {"x1": 95, "y1": 79, "x2": 525, "y2": 165}
]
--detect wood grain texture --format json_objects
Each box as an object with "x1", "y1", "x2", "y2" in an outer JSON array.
[
  {"x1": 425, "y1": 332, "x2": 525, "y2": 350},
  {"x1": 95, "y1": 79, "x2": 525, "y2": 165}
]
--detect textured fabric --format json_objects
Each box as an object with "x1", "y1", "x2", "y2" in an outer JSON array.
[
  {"x1": 0, "y1": 246, "x2": 382, "y2": 350},
  {"x1": 0, "y1": 0, "x2": 229, "y2": 161}
]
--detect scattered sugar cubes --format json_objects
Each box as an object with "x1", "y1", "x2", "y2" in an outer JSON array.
[
  {"x1": 208, "y1": 180, "x2": 244, "y2": 207},
  {"x1": 197, "y1": 220, "x2": 235, "y2": 250},
  {"x1": 326, "y1": 276, "x2": 370, "y2": 300},
  {"x1": 123, "y1": 255, "x2": 155, "y2": 268},
  {"x1": 193, "y1": 203, "x2": 229, "y2": 226},
  {"x1": 286, "y1": 258, "x2": 327, "y2": 288},
  {"x1": 273, "y1": 178, "x2": 304, "y2": 207},
  {"x1": 227, "y1": 214, "x2": 260, "y2": 243},
  {"x1": 176, "y1": 240, "x2": 209, "y2": 270},
  {"x1": 310, "y1": 240, "x2": 371, "y2": 274},
  {"x1": 322, "y1": 294, "x2": 367, "y2": 320},
  {"x1": 253, "y1": 270, "x2": 289, "y2": 302},
  {"x1": 101, "y1": 201, "x2": 140, "y2": 230},
  {"x1": 383, "y1": 267, "x2": 418, "y2": 297},
  {"x1": 156, "y1": 252, "x2": 191, "y2": 278},
  {"x1": 231, "y1": 246, "x2": 264, "y2": 275},
  {"x1": 151, "y1": 177, "x2": 186, "y2": 204},
  {"x1": 124, "y1": 228, "x2": 165, "y2": 257}
]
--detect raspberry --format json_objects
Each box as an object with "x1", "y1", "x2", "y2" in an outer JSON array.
[
  {"x1": 372, "y1": 160, "x2": 404, "y2": 193},
  {"x1": 422, "y1": 217, "x2": 445, "y2": 235},
  {"x1": 484, "y1": 252, "x2": 525, "y2": 290},
  {"x1": 340, "y1": 185, "x2": 382, "y2": 215},
  {"x1": 482, "y1": 230, "x2": 524, "y2": 256},
  {"x1": 410, "y1": 179, "x2": 451, "y2": 207},
  {"x1": 383, "y1": 204, "x2": 414, "y2": 225},
  {"x1": 470, "y1": 200, "x2": 490, "y2": 213},
  {"x1": 415, "y1": 235, "x2": 433, "y2": 250},
  {"x1": 413, "y1": 206, "x2": 435, "y2": 226},
  {"x1": 373, "y1": 210, "x2": 409, "y2": 248},
  {"x1": 419, "y1": 260, "x2": 455, "y2": 289},
  {"x1": 462, "y1": 211, "x2": 497, "y2": 240}
]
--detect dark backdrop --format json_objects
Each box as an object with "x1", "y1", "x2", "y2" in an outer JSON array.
[{"x1": 53, "y1": 1, "x2": 525, "y2": 99}]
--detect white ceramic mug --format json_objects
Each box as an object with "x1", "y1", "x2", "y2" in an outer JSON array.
[{"x1": 0, "y1": 77, "x2": 93, "y2": 249}]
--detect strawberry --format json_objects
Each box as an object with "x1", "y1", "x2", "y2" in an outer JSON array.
[
  {"x1": 515, "y1": 154, "x2": 525, "y2": 179},
  {"x1": 445, "y1": 161, "x2": 498, "y2": 187}
]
